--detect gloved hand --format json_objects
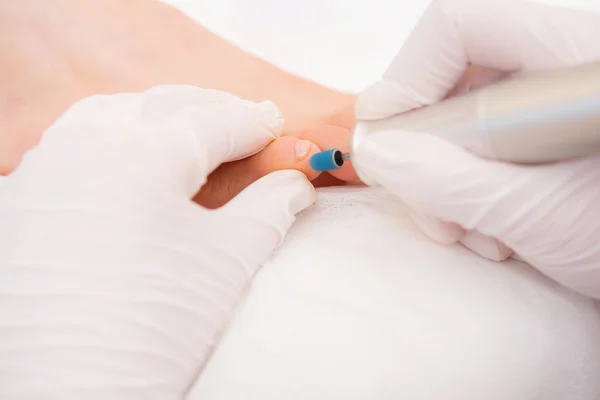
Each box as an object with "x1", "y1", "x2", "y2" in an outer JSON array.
[
  {"x1": 354, "y1": 0, "x2": 600, "y2": 299},
  {"x1": 0, "y1": 86, "x2": 315, "y2": 399}
]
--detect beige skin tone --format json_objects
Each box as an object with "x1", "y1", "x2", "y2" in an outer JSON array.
[
  {"x1": 0, "y1": 0, "x2": 489, "y2": 210},
  {"x1": 0, "y1": 0, "x2": 359, "y2": 208}
]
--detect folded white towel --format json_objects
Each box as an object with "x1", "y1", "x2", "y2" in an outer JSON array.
[{"x1": 189, "y1": 186, "x2": 600, "y2": 400}]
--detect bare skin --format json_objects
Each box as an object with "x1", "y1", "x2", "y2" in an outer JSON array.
[{"x1": 0, "y1": 0, "x2": 358, "y2": 208}]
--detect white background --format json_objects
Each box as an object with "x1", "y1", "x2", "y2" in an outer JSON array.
[
  {"x1": 162, "y1": 0, "x2": 600, "y2": 92},
  {"x1": 162, "y1": 0, "x2": 430, "y2": 92}
]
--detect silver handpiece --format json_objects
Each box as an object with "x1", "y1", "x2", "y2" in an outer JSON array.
[{"x1": 350, "y1": 62, "x2": 600, "y2": 186}]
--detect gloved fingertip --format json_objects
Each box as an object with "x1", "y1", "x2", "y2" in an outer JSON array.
[
  {"x1": 354, "y1": 129, "x2": 480, "y2": 193},
  {"x1": 409, "y1": 211, "x2": 465, "y2": 245},
  {"x1": 201, "y1": 170, "x2": 314, "y2": 278},
  {"x1": 355, "y1": 79, "x2": 428, "y2": 120},
  {"x1": 220, "y1": 170, "x2": 316, "y2": 254},
  {"x1": 353, "y1": 129, "x2": 438, "y2": 189},
  {"x1": 274, "y1": 170, "x2": 317, "y2": 216},
  {"x1": 355, "y1": 81, "x2": 398, "y2": 120},
  {"x1": 458, "y1": 230, "x2": 514, "y2": 262},
  {"x1": 226, "y1": 169, "x2": 316, "y2": 217},
  {"x1": 257, "y1": 100, "x2": 285, "y2": 136}
]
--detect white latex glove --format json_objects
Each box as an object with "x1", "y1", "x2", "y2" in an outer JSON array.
[
  {"x1": 0, "y1": 86, "x2": 315, "y2": 399},
  {"x1": 354, "y1": 0, "x2": 600, "y2": 299}
]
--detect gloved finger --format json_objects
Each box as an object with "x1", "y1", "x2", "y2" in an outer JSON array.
[
  {"x1": 355, "y1": 0, "x2": 600, "y2": 120},
  {"x1": 138, "y1": 87, "x2": 283, "y2": 197},
  {"x1": 355, "y1": 129, "x2": 600, "y2": 271},
  {"x1": 353, "y1": 129, "x2": 524, "y2": 235},
  {"x1": 409, "y1": 209, "x2": 514, "y2": 262},
  {"x1": 194, "y1": 136, "x2": 321, "y2": 209},
  {"x1": 458, "y1": 230, "x2": 514, "y2": 262},
  {"x1": 444, "y1": 66, "x2": 508, "y2": 98},
  {"x1": 23, "y1": 87, "x2": 283, "y2": 200},
  {"x1": 407, "y1": 210, "x2": 465, "y2": 245},
  {"x1": 150, "y1": 86, "x2": 282, "y2": 169},
  {"x1": 214, "y1": 170, "x2": 316, "y2": 272}
]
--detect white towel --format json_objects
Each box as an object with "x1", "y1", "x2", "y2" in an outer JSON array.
[{"x1": 189, "y1": 186, "x2": 600, "y2": 399}]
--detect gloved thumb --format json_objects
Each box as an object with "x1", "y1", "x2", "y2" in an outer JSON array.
[
  {"x1": 31, "y1": 86, "x2": 284, "y2": 202},
  {"x1": 141, "y1": 86, "x2": 284, "y2": 198},
  {"x1": 214, "y1": 170, "x2": 315, "y2": 274}
]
